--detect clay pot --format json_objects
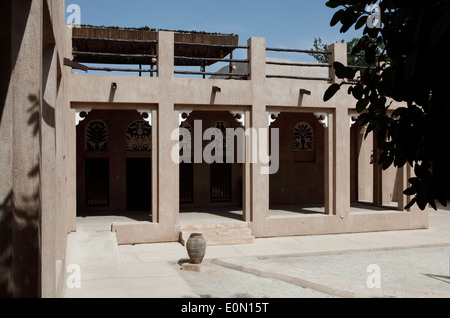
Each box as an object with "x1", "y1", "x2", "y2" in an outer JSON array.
[{"x1": 186, "y1": 233, "x2": 206, "y2": 264}]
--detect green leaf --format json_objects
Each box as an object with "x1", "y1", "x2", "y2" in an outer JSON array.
[
  {"x1": 340, "y1": 10, "x2": 359, "y2": 33},
  {"x1": 325, "y1": 0, "x2": 344, "y2": 9},
  {"x1": 358, "y1": 112, "x2": 370, "y2": 126},
  {"x1": 333, "y1": 62, "x2": 357, "y2": 79},
  {"x1": 393, "y1": 152, "x2": 407, "y2": 168},
  {"x1": 428, "y1": 199, "x2": 437, "y2": 211},
  {"x1": 381, "y1": 153, "x2": 394, "y2": 170},
  {"x1": 323, "y1": 83, "x2": 341, "y2": 102},
  {"x1": 351, "y1": 36, "x2": 369, "y2": 56},
  {"x1": 347, "y1": 86, "x2": 353, "y2": 95},
  {"x1": 417, "y1": 196, "x2": 427, "y2": 211},
  {"x1": 364, "y1": 124, "x2": 374, "y2": 139},
  {"x1": 437, "y1": 196, "x2": 448, "y2": 207},
  {"x1": 404, "y1": 197, "x2": 417, "y2": 210},
  {"x1": 404, "y1": 46, "x2": 418, "y2": 80},
  {"x1": 356, "y1": 98, "x2": 369, "y2": 112},
  {"x1": 325, "y1": 1, "x2": 338, "y2": 8},
  {"x1": 352, "y1": 83, "x2": 364, "y2": 100},
  {"x1": 430, "y1": 8, "x2": 450, "y2": 46},
  {"x1": 365, "y1": 45, "x2": 377, "y2": 65},
  {"x1": 355, "y1": 15, "x2": 368, "y2": 30},
  {"x1": 330, "y1": 9, "x2": 345, "y2": 27}
]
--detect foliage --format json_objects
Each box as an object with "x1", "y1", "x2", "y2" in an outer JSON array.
[
  {"x1": 323, "y1": 0, "x2": 450, "y2": 210},
  {"x1": 309, "y1": 37, "x2": 375, "y2": 66},
  {"x1": 308, "y1": 37, "x2": 332, "y2": 64}
]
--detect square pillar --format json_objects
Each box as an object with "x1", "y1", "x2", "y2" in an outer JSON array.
[
  {"x1": 9, "y1": 0, "x2": 43, "y2": 298},
  {"x1": 156, "y1": 31, "x2": 178, "y2": 226},
  {"x1": 248, "y1": 37, "x2": 266, "y2": 83},
  {"x1": 324, "y1": 112, "x2": 334, "y2": 215},
  {"x1": 334, "y1": 107, "x2": 350, "y2": 218},
  {"x1": 397, "y1": 165, "x2": 407, "y2": 211},
  {"x1": 157, "y1": 31, "x2": 174, "y2": 79},
  {"x1": 243, "y1": 109, "x2": 252, "y2": 222},
  {"x1": 247, "y1": 37, "x2": 270, "y2": 223},
  {"x1": 328, "y1": 42, "x2": 347, "y2": 83}
]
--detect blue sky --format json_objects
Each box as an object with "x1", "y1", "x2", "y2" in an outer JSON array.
[{"x1": 66, "y1": 0, "x2": 362, "y2": 56}]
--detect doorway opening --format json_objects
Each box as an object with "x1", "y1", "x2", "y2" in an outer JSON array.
[
  {"x1": 76, "y1": 110, "x2": 153, "y2": 222},
  {"x1": 126, "y1": 158, "x2": 152, "y2": 211},
  {"x1": 350, "y1": 117, "x2": 401, "y2": 214},
  {"x1": 178, "y1": 110, "x2": 244, "y2": 224},
  {"x1": 268, "y1": 112, "x2": 326, "y2": 217}
]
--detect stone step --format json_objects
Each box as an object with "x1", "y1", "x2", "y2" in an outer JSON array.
[
  {"x1": 180, "y1": 228, "x2": 253, "y2": 244},
  {"x1": 181, "y1": 227, "x2": 252, "y2": 239},
  {"x1": 180, "y1": 222, "x2": 249, "y2": 231},
  {"x1": 180, "y1": 222, "x2": 254, "y2": 246}
]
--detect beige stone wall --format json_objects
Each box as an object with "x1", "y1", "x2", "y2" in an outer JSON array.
[
  {"x1": 0, "y1": 0, "x2": 14, "y2": 298},
  {"x1": 0, "y1": 0, "x2": 72, "y2": 298},
  {"x1": 68, "y1": 32, "x2": 428, "y2": 244},
  {"x1": 43, "y1": 0, "x2": 74, "y2": 298}
]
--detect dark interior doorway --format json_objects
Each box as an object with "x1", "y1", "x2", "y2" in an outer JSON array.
[
  {"x1": 126, "y1": 158, "x2": 152, "y2": 210},
  {"x1": 210, "y1": 162, "x2": 232, "y2": 203},
  {"x1": 180, "y1": 162, "x2": 194, "y2": 204},
  {"x1": 85, "y1": 158, "x2": 110, "y2": 207}
]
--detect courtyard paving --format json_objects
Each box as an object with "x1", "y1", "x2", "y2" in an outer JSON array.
[{"x1": 62, "y1": 204, "x2": 450, "y2": 298}]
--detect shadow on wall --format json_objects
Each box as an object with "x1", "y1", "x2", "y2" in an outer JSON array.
[
  {"x1": 0, "y1": 0, "x2": 30, "y2": 125},
  {"x1": 0, "y1": 3, "x2": 37, "y2": 296},
  {"x1": 0, "y1": 94, "x2": 40, "y2": 298},
  {"x1": 0, "y1": 191, "x2": 13, "y2": 297}
]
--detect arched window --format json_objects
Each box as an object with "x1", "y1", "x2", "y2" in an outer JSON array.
[
  {"x1": 294, "y1": 122, "x2": 315, "y2": 151},
  {"x1": 126, "y1": 120, "x2": 151, "y2": 152},
  {"x1": 85, "y1": 120, "x2": 108, "y2": 152}
]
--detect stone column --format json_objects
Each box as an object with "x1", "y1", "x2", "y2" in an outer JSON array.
[
  {"x1": 10, "y1": 0, "x2": 42, "y2": 298},
  {"x1": 328, "y1": 42, "x2": 347, "y2": 83},
  {"x1": 373, "y1": 135, "x2": 383, "y2": 206},
  {"x1": 247, "y1": 37, "x2": 269, "y2": 225},
  {"x1": 156, "y1": 31, "x2": 179, "y2": 226},
  {"x1": 0, "y1": 0, "x2": 13, "y2": 299},
  {"x1": 40, "y1": 6, "x2": 57, "y2": 297},
  {"x1": 243, "y1": 109, "x2": 251, "y2": 222},
  {"x1": 334, "y1": 107, "x2": 351, "y2": 218},
  {"x1": 324, "y1": 113, "x2": 334, "y2": 215},
  {"x1": 329, "y1": 42, "x2": 350, "y2": 218}
]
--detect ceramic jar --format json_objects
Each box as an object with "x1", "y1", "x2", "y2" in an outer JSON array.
[{"x1": 186, "y1": 233, "x2": 206, "y2": 264}]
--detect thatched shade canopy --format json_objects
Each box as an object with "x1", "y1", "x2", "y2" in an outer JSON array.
[{"x1": 72, "y1": 26, "x2": 239, "y2": 66}]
